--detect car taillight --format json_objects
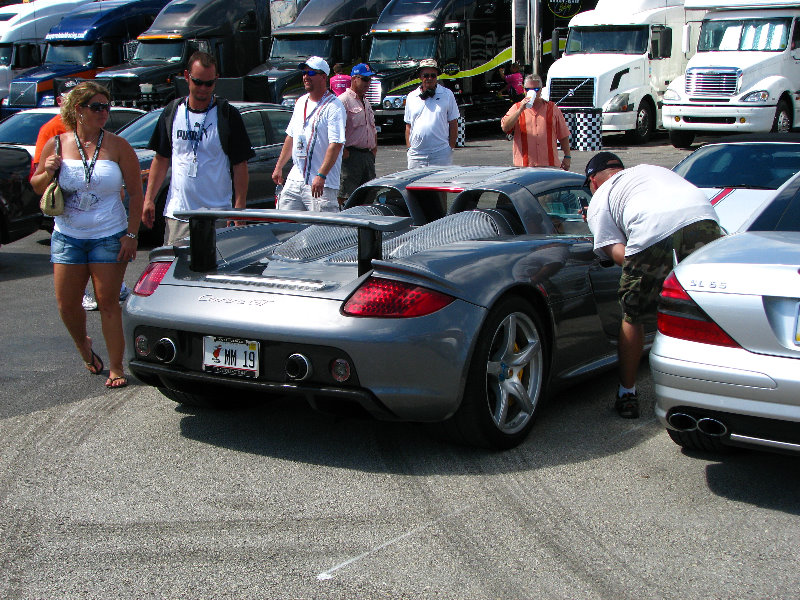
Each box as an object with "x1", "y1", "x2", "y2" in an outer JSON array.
[
  {"x1": 342, "y1": 276, "x2": 454, "y2": 317},
  {"x1": 133, "y1": 261, "x2": 172, "y2": 297},
  {"x1": 657, "y1": 272, "x2": 739, "y2": 347}
]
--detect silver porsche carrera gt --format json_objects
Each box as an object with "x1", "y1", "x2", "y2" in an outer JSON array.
[{"x1": 123, "y1": 166, "x2": 636, "y2": 449}]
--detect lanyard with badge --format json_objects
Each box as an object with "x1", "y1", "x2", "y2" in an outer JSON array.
[
  {"x1": 74, "y1": 130, "x2": 104, "y2": 210},
  {"x1": 296, "y1": 92, "x2": 330, "y2": 161},
  {"x1": 186, "y1": 97, "x2": 214, "y2": 177}
]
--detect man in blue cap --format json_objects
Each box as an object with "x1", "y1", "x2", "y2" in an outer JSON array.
[{"x1": 337, "y1": 63, "x2": 379, "y2": 207}]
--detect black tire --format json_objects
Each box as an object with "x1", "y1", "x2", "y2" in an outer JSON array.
[
  {"x1": 627, "y1": 99, "x2": 654, "y2": 144},
  {"x1": 442, "y1": 296, "x2": 548, "y2": 450},
  {"x1": 772, "y1": 99, "x2": 792, "y2": 133},
  {"x1": 669, "y1": 130, "x2": 695, "y2": 149},
  {"x1": 666, "y1": 428, "x2": 730, "y2": 454}
]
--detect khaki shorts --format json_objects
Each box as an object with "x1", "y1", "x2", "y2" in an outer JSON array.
[{"x1": 619, "y1": 219, "x2": 722, "y2": 324}]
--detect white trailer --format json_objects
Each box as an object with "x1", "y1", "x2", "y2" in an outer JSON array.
[
  {"x1": 544, "y1": 0, "x2": 703, "y2": 143},
  {"x1": 0, "y1": 0, "x2": 94, "y2": 99},
  {"x1": 662, "y1": 0, "x2": 800, "y2": 148}
]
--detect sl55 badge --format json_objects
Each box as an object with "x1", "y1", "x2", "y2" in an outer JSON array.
[{"x1": 688, "y1": 279, "x2": 727, "y2": 290}]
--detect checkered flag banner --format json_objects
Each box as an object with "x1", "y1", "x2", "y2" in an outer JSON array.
[
  {"x1": 456, "y1": 117, "x2": 466, "y2": 147},
  {"x1": 562, "y1": 109, "x2": 603, "y2": 151}
]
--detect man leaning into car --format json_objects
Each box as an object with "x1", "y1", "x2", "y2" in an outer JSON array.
[{"x1": 584, "y1": 152, "x2": 722, "y2": 419}]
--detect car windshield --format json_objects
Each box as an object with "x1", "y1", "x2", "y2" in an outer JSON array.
[
  {"x1": 698, "y1": 18, "x2": 791, "y2": 52},
  {"x1": 269, "y1": 36, "x2": 332, "y2": 61},
  {"x1": 369, "y1": 35, "x2": 437, "y2": 63},
  {"x1": 674, "y1": 142, "x2": 800, "y2": 189},
  {"x1": 0, "y1": 111, "x2": 52, "y2": 145},
  {"x1": 566, "y1": 26, "x2": 650, "y2": 54},
  {"x1": 117, "y1": 108, "x2": 162, "y2": 149},
  {"x1": 132, "y1": 40, "x2": 184, "y2": 63},
  {"x1": 44, "y1": 42, "x2": 93, "y2": 66},
  {"x1": 0, "y1": 43, "x2": 11, "y2": 67}
]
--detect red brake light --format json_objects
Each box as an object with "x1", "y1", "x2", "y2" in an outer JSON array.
[
  {"x1": 342, "y1": 277, "x2": 455, "y2": 317},
  {"x1": 657, "y1": 272, "x2": 739, "y2": 347},
  {"x1": 133, "y1": 261, "x2": 172, "y2": 297}
]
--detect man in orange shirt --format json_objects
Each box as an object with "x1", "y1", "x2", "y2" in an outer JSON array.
[
  {"x1": 32, "y1": 79, "x2": 79, "y2": 173},
  {"x1": 501, "y1": 74, "x2": 572, "y2": 170}
]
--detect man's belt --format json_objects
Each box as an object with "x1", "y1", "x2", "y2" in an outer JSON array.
[{"x1": 345, "y1": 146, "x2": 372, "y2": 152}]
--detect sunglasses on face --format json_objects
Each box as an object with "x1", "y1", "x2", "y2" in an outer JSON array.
[
  {"x1": 357, "y1": 76, "x2": 372, "y2": 82},
  {"x1": 525, "y1": 87, "x2": 541, "y2": 92},
  {"x1": 302, "y1": 69, "x2": 321, "y2": 77},
  {"x1": 421, "y1": 73, "x2": 438, "y2": 79},
  {"x1": 83, "y1": 102, "x2": 110, "y2": 113},
  {"x1": 189, "y1": 75, "x2": 216, "y2": 87}
]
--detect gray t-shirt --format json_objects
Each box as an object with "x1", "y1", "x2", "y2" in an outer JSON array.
[{"x1": 587, "y1": 164, "x2": 719, "y2": 257}]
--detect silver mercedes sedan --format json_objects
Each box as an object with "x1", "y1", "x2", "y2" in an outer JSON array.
[{"x1": 651, "y1": 171, "x2": 800, "y2": 455}]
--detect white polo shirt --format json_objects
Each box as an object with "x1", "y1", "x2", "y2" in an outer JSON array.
[{"x1": 404, "y1": 84, "x2": 460, "y2": 158}]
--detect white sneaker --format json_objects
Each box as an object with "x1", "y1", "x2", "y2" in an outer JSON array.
[
  {"x1": 82, "y1": 294, "x2": 98, "y2": 311},
  {"x1": 119, "y1": 282, "x2": 130, "y2": 302}
]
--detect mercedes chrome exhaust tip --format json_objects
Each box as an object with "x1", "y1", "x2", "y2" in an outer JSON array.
[
  {"x1": 697, "y1": 417, "x2": 728, "y2": 437},
  {"x1": 667, "y1": 412, "x2": 698, "y2": 432}
]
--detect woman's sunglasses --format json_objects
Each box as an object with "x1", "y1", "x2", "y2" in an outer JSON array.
[
  {"x1": 189, "y1": 75, "x2": 216, "y2": 87},
  {"x1": 83, "y1": 102, "x2": 110, "y2": 113}
]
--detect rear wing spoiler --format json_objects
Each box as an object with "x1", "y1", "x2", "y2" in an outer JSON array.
[{"x1": 173, "y1": 209, "x2": 413, "y2": 276}]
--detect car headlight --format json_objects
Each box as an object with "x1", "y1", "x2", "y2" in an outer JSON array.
[
  {"x1": 662, "y1": 88, "x2": 680, "y2": 102},
  {"x1": 603, "y1": 93, "x2": 631, "y2": 113},
  {"x1": 741, "y1": 90, "x2": 770, "y2": 103},
  {"x1": 281, "y1": 98, "x2": 296, "y2": 109}
]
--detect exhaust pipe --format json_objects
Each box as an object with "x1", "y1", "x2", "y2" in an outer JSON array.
[
  {"x1": 697, "y1": 417, "x2": 727, "y2": 437},
  {"x1": 153, "y1": 337, "x2": 177, "y2": 363},
  {"x1": 285, "y1": 353, "x2": 312, "y2": 381},
  {"x1": 668, "y1": 412, "x2": 697, "y2": 432}
]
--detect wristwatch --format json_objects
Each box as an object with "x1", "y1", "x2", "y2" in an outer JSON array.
[{"x1": 125, "y1": 232, "x2": 137, "y2": 240}]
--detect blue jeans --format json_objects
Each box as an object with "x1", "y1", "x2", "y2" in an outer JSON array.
[{"x1": 50, "y1": 229, "x2": 126, "y2": 264}]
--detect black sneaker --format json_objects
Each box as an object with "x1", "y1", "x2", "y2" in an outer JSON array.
[{"x1": 615, "y1": 392, "x2": 640, "y2": 419}]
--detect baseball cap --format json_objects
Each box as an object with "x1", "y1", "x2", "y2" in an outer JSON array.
[
  {"x1": 351, "y1": 63, "x2": 376, "y2": 78},
  {"x1": 584, "y1": 151, "x2": 624, "y2": 186},
  {"x1": 299, "y1": 56, "x2": 330, "y2": 75},
  {"x1": 416, "y1": 58, "x2": 441, "y2": 75},
  {"x1": 58, "y1": 78, "x2": 81, "y2": 97}
]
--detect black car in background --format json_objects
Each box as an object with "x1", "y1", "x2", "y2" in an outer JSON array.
[{"x1": 0, "y1": 145, "x2": 40, "y2": 247}]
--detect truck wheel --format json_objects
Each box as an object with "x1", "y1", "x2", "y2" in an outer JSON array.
[
  {"x1": 440, "y1": 296, "x2": 547, "y2": 450},
  {"x1": 627, "y1": 100, "x2": 654, "y2": 144},
  {"x1": 669, "y1": 130, "x2": 695, "y2": 149},
  {"x1": 772, "y1": 100, "x2": 792, "y2": 133}
]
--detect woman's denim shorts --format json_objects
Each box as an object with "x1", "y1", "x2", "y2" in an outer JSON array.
[{"x1": 51, "y1": 229, "x2": 126, "y2": 265}]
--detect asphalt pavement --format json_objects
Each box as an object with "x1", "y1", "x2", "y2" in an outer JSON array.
[{"x1": 1, "y1": 131, "x2": 799, "y2": 599}]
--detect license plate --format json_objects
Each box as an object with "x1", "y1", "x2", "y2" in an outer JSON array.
[{"x1": 203, "y1": 336, "x2": 259, "y2": 378}]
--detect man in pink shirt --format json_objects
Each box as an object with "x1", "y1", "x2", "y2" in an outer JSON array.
[
  {"x1": 329, "y1": 63, "x2": 351, "y2": 96},
  {"x1": 337, "y1": 63, "x2": 378, "y2": 207},
  {"x1": 501, "y1": 74, "x2": 572, "y2": 170}
]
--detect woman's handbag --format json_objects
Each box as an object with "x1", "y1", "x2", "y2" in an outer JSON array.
[{"x1": 40, "y1": 135, "x2": 63, "y2": 217}]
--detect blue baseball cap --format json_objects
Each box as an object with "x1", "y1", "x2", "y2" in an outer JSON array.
[{"x1": 351, "y1": 63, "x2": 376, "y2": 78}]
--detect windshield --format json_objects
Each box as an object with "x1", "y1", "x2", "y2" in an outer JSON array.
[
  {"x1": 369, "y1": 34, "x2": 437, "y2": 63},
  {"x1": 118, "y1": 108, "x2": 162, "y2": 149},
  {"x1": 674, "y1": 143, "x2": 800, "y2": 189},
  {"x1": 698, "y1": 18, "x2": 791, "y2": 51},
  {"x1": 269, "y1": 37, "x2": 332, "y2": 61},
  {"x1": 0, "y1": 111, "x2": 53, "y2": 145},
  {"x1": 0, "y1": 43, "x2": 11, "y2": 67},
  {"x1": 565, "y1": 26, "x2": 649, "y2": 54},
  {"x1": 132, "y1": 40, "x2": 185, "y2": 63},
  {"x1": 44, "y1": 43, "x2": 93, "y2": 66}
]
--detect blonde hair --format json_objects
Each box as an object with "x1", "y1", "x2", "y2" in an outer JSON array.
[{"x1": 60, "y1": 81, "x2": 111, "y2": 130}]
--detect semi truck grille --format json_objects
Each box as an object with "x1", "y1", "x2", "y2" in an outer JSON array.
[
  {"x1": 8, "y1": 81, "x2": 36, "y2": 107},
  {"x1": 685, "y1": 68, "x2": 740, "y2": 97},
  {"x1": 366, "y1": 79, "x2": 382, "y2": 106},
  {"x1": 548, "y1": 77, "x2": 595, "y2": 108}
]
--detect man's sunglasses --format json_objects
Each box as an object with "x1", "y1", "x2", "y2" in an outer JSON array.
[
  {"x1": 302, "y1": 69, "x2": 322, "y2": 77},
  {"x1": 421, "y1": 73, "x2": 438, "y2": 79},
  {"x1": 83, "y1": 102, "x2": 110, "y2": 112},
  {"x1": 189, "y1": 75, "x2": 216, "y2": 87},
  {"x1": 357, "y1": 76, "x2": 372, "y2": 82},
  {"x1": 525, "y1": 87, "x2": 541, "y2": 92}
]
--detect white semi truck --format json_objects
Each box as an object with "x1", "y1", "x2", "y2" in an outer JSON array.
[
  {"x1": 662, "y1": 0, "x2": 800, "y2": 148},
  {"x1": 544, "y1": 0, "x2": 703, "y2": 143}
]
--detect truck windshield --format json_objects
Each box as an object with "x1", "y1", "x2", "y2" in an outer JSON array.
[
  {"x1": 132, "y1": 40, "x2": 184, "y2": 62},
  {"x1": 0, "y1": 43, "x2": 11, "y2": 67},
  {"x1": 44, "y1": 43, "x2": 93, "y2": 66},
  {"x1": 698, "y1": 18, "x2": 791, "y2": 52},
  {"x1": 369, "y1": 35, "x2": 437, "y2": 63},
  {"x1": 565, "y1": 26, "x2": 649, "y2": 54},
  {"x1": 269, "y1": 37, "x2": 332, "y2": 61}
]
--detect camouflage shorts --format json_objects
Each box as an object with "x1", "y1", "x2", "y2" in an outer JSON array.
[{"x1": 619, "y1": 219, "x2": 722, "y2": 324}]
